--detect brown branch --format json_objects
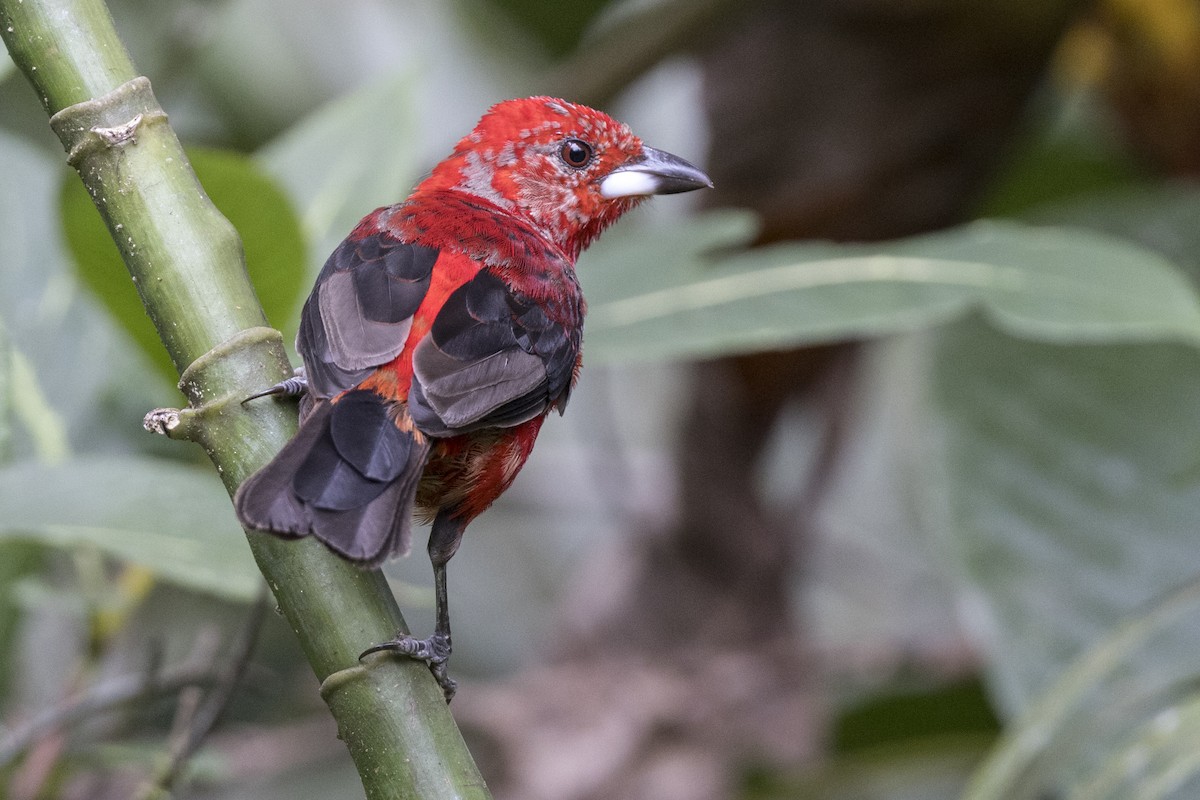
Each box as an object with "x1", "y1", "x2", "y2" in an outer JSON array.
[
  {"x1": 135, "y1": 590, "x2": 269, "y2": 799},
  {"x1": 0, "y1": 628, "x2": 267, "y2": 771}
]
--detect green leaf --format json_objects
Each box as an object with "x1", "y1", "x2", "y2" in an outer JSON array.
[
  {"x1": 257, "y1": 74, "x2": 420, "y2": 288},
  {"x1": 1070, "y1": 696, "x2": 1200, "y2": 799},
  {"x1": 0, "y1": 456, "x2": 261, "y2": 601},
  {"x1": 1028, "y1": 182, "x2": 1200, "y2": 279},
  {"x1": 60, "y1": 146, "x2": 306, "y2": 382},
  {"x1": 0, "y1": 303, "x2": 71, "y2": 466},
  {"x1": 8, "y1": 346, "x2": 69, "y2": 464},
  {"x1": 0, "y1": 321, "x2": 9, "y2": 463},
  {"x1": 834, "y1": 679, "x2": 999, "y2": 754},
  {"x1": 923, "y1": 319, "x2": 1200, "y2": 715},
  {"x1": 745, "y1": 737, "x2": 989, "y2": 800},
  {"x1": 0, "y1": 128, "x2": 162, "y2": 454},
  {"x1": 582, "y1": 217, "x2": 1200, "y2": 363},
  {"x1": 964, "y1": 581, "x2": 1200, "y2": 800},
  {"x1": 977, "y1": 101, "x2": 1148, "y2": 219},
  {"x1": 469, "y1": 0, "x2": 611, "y2": 56},
  {"x1": 0, "y1": 541, "x2": 43, "y2": 707}
]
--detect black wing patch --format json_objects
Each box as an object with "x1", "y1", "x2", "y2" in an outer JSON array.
[
  {"x1": 408, "y1": 271, "x2": 579, "y2": 436},
  {"x1": 235, "y1": 391, "x2": 431, "y2": 565},
  {"x1": 296, "y1": 231, "x2": 438, "y2": 398},
  {"x1": 292, "y1": 391, "x2": 413, "y2": 508}
]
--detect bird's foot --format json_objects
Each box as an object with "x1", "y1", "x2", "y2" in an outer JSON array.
[
  {"x1": 360, "y1": 632, "x2": 457, "y2": 702},
  {"x1": 241, "y1": 369, "x2": 308, "y2": 404}
]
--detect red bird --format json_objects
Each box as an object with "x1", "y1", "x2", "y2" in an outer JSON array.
[{"x1": 235, "y1": 96, "x2": 711, "y2": 698}]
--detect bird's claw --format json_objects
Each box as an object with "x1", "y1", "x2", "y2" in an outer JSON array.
[
  {"x1": 241, "y1": 371, "x2": 308, "y2": 404},
  {"x1": 360, "y1": 632, "x2": 457, "y2": 702}
]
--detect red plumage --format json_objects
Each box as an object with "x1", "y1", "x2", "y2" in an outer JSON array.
[{"x1": 235, "y1": 96, "x2": 711, "y2": 698}]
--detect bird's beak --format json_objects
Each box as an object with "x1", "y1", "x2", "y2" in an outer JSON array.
[{"x1": 599, "y1": 145, "x2": 714, "y2": 198}]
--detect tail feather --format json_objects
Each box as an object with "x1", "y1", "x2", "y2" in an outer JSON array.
[
  {"x1": 234, "y1": 392, "x2": 430, "y2": 565},
  {"x1": 310, "y1": 462, "x2": 425, "y2": 565},
  {"x1": 234, "y1": 404, "x2": 329, "y2": 537}
]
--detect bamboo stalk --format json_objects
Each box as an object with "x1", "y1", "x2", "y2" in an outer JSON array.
[{"x1": 0, "y1": 1, "x2": 489, "y2": 796}]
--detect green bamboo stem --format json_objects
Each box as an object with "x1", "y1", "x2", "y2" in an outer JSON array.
[{"x1": 0, "y1": 1, "x2": 489, "y2": 797}]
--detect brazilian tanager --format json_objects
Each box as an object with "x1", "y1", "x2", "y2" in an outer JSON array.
[{"x1": 235, "y1": 96, "x2": 711, "y2": 698}]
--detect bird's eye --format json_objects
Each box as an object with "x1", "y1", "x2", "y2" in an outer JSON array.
[{"x1": 559, "y1": 139, "x2": 594, "y2": 169}]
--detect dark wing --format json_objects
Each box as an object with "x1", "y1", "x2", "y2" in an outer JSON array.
[
  {"x1": 407, "y1": 270, "x2": 580, "y2": 437},
  {"x1": 235, "y1": 391, "x2": 431, "y2": 565},
  {"x1": 296, "y1": 230, "x2": 438, "y2": 398}
]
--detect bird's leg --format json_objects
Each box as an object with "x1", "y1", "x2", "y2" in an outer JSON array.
[
  {"x1": 360, "y1": 512, "x2": 464, "y2": 702},
  {"x1": 241, "y1": 367, "x2": 308, "y2": 404}
]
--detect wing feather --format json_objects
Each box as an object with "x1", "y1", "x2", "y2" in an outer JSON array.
[
  {"x1": 297, "y1": 230, "x2": 438, "y2": 398},
  {"x1": 409, "y1": 270, "x2": 580, "y2": 436}
]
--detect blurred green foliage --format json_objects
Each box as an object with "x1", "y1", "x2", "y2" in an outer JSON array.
[
  {"x1": 834, "y1": 680, "x2": 1000, "y2": 754},
  {"x1": 60, "y1": 147, "x2": 306, "y2": 384},
  {"x1": 4, "y1": 0, "x2": 1200, "y2": 797},
  {"x1": 474, "y1": 0, "x2": 611, "y2": 55}
]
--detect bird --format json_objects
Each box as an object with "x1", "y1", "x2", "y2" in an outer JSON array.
[{"x1": 234, "y1": 96, "x2": 712, "y2": 699}]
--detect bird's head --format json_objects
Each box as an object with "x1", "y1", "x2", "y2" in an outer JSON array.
[{"x1": 416, "y1": 96, "x2": 712, "y2": 258}]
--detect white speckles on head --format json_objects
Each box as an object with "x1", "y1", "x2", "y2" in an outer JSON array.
[
  {"x1": 418, "y1": 97, "x2": 652, "y2": 258},
  {"x1": 520, "y1": 120, "x2": 564, "y2": 140},
  {"x1": 496, "y1": 141, "x2": 519, "y2": 167},
  {"x1": 460, "y1": 149, "x2": 515, "y2": 210},
  {"x1": 515, "y1": 174, "x2": 577, "y2": 219}
]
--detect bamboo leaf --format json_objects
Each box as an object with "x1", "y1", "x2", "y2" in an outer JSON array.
[
  {"x1": 963, "y1": 582, "x2": 1200, "y2": 800},
  {"x1": 924, "y1": 319, "x2": 1200, "y2": 717},
  {"x1": 582, "y1": 217, "x2": 1200, "y2": 363},
  {"x1": 0, "y1": 127, "x2": 153, "y2": 452},
  {"x1": 257, "y1": 75, "x2": 420, "y2": 285},
  {"x1": 0, "y1": 457, "x2": 261, "y2": 600},
  {"x1": 61, "y1": 146, "x2": 307, "y2": 382},
  {"x1": 8, "y1": 348, "x2": 70, "y2": 463}
]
